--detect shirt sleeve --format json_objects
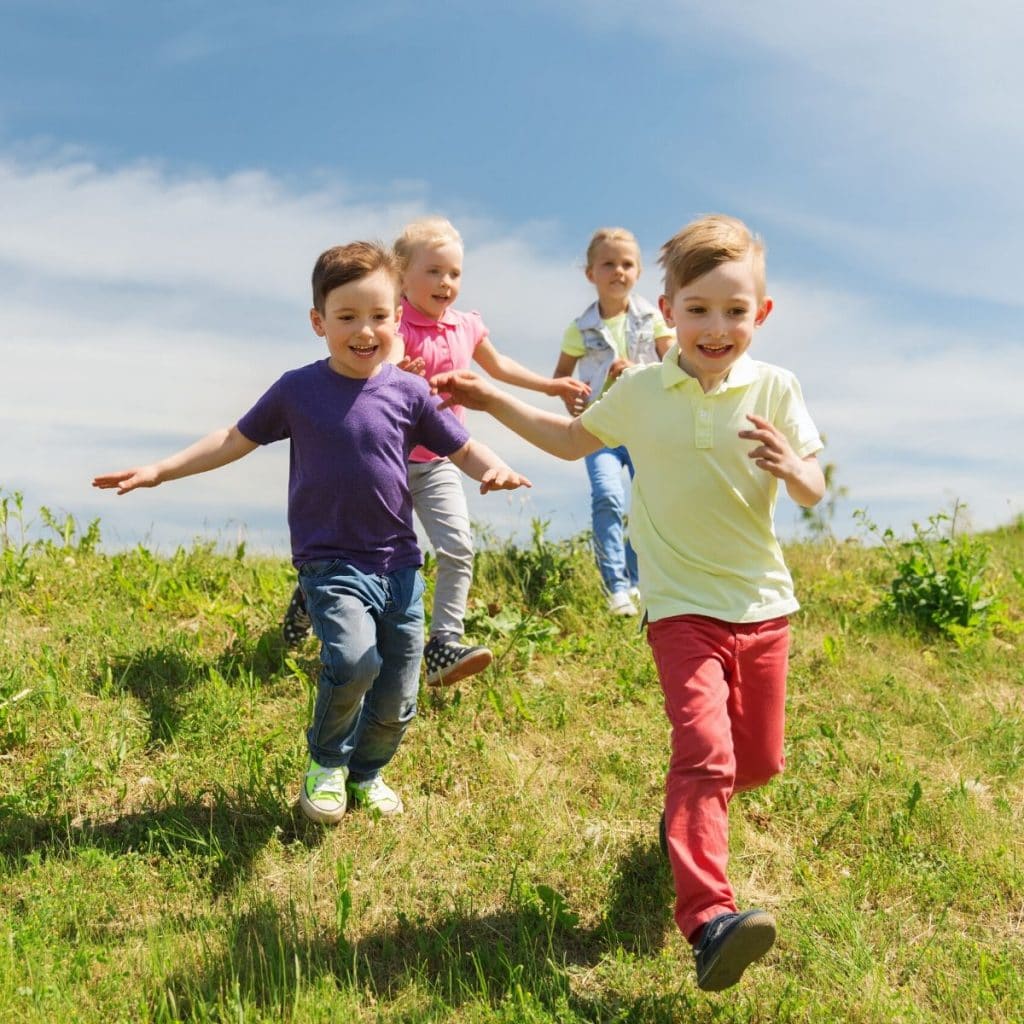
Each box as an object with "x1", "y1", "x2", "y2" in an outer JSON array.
[
  {"x1": 776, "y1": 373, "x2": 823, "y2": 459},
  {"x1": 561, "y1": 321, "x2": 585, "y2": 357},
  {"x1": 236, "y1": 379, "x2": 289, "y2": 445},
  {"x1": 413, "y1": 393, "x2": 471, "y2": 459},
  {"x1": 653, "y1": 311, "x2": 674, "y2": 340},
  {"x1": 467, "y1": 310, "x2": 489, "y2": 351},
  {"x1": 579, "y1": 365, "x2": 641, "y2": 449}
]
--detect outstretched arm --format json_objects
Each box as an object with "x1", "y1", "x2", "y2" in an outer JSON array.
[
  {"x1": 738, "y1": 414, "x2": 826, "y2": 507},
  {"x1": 447, "y1": 439, "x2": 532, "y2": 494},
  {"x1": 473, "y1": 338, "x2": 590, "y2": 405},
  {"x1": 92, "y1": 425, "x2": 259, "y2": 495},
  {"x1": 433, "y1": 370, "x2": 602, "y2": 462}
]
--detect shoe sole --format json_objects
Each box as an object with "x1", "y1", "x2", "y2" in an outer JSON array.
[
  {"x1": 298, "y1": 788, "x2": 347, "y2": 825},
  {"x1": 697, "y1": 912, "x2": 776, "y2": 992},
  {"x1": 425, "y1": 648, "x2": 493, "y2": 687}
]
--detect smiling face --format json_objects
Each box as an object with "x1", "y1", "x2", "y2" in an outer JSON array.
[
  {"x1": 660, "y1": 256, "x2": 773, "y2": 392},
  {"x1": 585, "y1": 239, "x2": 641, "y2": 316},
  {"x1": 310, "y1": 268, "x2": 401, "y2": 379},
  {"x1": 402, "y1": 240, "x2": 463, "y2": 320}
]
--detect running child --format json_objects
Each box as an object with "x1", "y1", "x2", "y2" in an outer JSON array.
[
  {"x1": 94, "y1": 241, "x2": 529, "y2": 824},
  {"x1": 431, "y1": 215, "x2": 825, "y2": 990},
  {"x1": 552, "y1": 228, "x2": 674, "y2": 616},
  {"x1": 284, "y1": 217, "x2": 589, "y2": 686}
]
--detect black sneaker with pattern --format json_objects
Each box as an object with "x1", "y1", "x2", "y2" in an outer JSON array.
[
  {"x1": 282, "y1": 584, "x2": 312, "y2": 648},
  {"x1": 423, "y1": 637, "x2": 493, "y2": 687}
]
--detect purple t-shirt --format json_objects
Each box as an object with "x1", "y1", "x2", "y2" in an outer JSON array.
[{"x1": 237, "y1": 359, "x2": 469, "y2": 572}]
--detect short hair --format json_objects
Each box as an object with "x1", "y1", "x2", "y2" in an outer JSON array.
[
  {"x1": 393, "y1": 216, "x2": 463, "y2": 272},
  {"x1": 310, "y1": 241, "x2": 401, "y2": 313},
  {"x1": 658, "y1": 215, "x2": 766, "y2": 300},
  {"x1": 585, "y1": 226, "x2": 641, "y2": 270}
]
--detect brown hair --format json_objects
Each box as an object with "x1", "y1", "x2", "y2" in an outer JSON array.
[
  {"x1": 658, "y1": 215, "x2": 766, "y2": 300},
  {"x1": 310, "y1": 241, "x2": 401, "y2": 313},
  {"x1": 585, "y1": 226, "x2": 641, "y2": 271}
]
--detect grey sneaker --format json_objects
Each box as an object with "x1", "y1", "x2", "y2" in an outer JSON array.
[
  {"x1": 282, "y1": 584, "x2": 312, "y2": 648},
  {"x1": 694, "y1": 909, "x2": 776, "y2": 991},
  {"x1": 299, "y1": 758, "x2": 348, "y2": 824},
  {"x1": 423, "y1": 637, "x2": 492, "y2": 687},
  {"x1": 347, "y1": 777, "x2": 404, "y2": 816}
]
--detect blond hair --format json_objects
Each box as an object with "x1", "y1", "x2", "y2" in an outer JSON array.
[
  {"x1": 393, "y1": 216, "x2": 463, "y2": 272},
  {"x1": 585, "y1": 226, "x2": 641, "y2": 270},
  {"x1": 658, "y1": 215, "x2": 766, "y2": 300}
]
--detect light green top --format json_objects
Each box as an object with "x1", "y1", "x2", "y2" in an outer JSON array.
[
  {"x1": 562, "y1": 311, "x2": 672, "y2": 360},
  {"x1": 581, "y1": 345, "x2": 823, "y2": 623}
]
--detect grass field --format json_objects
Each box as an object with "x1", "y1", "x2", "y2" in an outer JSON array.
[{"x1": 1, "y1": 498, "x2": 1022, "y2": 1022}]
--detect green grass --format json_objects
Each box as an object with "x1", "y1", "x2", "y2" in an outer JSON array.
[{"x1": 1, "y1": 507, "x2": 1022, "y2": 1022}]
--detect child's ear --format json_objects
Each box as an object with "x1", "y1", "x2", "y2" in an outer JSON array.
[
  {"x1": 309, "y1": 307, "x2": 325, "y2": 336},
  {"x1": 755, "y1": 297, "x2": 774, "y2": 327},
  {"x1": 658, "y1": 294, "x2": 675, "y2": 327},
  {"x1": 584, "y1": 265, "x2": 596, "y2": 285}
]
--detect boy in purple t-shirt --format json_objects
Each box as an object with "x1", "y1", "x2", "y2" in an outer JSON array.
[{"x1": 94, "y1": 241, "x2": 530, "y2": 825}]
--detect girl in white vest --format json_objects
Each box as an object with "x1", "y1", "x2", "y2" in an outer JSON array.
[{"x1": 552, "y1": 228, "x2": 674, "y2": 615}]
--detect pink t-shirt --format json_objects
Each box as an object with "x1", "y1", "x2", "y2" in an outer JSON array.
[{"x1": 399, "y1": 298, "x2": 488, "y2": 463}]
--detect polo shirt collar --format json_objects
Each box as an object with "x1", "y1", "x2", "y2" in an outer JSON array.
[
  {"x1": 661, "y1": 344, "x2": 757, "y2": 393},
  {"x1": 400, "y1": 297, "x2": 458, "y2": 329}
]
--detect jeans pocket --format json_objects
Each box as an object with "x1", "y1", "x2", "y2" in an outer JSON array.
[{"x1": 299, "y1": 558, "x2": 346, "y2": 579}]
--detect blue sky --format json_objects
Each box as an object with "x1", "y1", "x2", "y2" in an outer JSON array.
[{"x1": 1, "y1": 1, "x2": 1021, "y2": 555}]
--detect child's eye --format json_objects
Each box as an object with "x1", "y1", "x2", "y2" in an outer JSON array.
[
  {"x1": 729, "y1": 308, "x2": 748, "y2": 317},
  {"x1": 686, "y1": 306, "x2": 705, "y2": 315}
]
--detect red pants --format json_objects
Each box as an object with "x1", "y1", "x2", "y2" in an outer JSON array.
[{"x1": 647, "y1": 613, "x2": 789, "y2": 943}]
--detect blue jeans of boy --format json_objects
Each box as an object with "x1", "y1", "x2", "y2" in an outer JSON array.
[
  {"x1": 298, "y1": 559, "x2": 424, "y2": 783},
  {"x1": 585, "y1": 444, "x2": 639, "y2": 595}
]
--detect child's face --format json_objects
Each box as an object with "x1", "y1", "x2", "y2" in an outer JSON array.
[
  {"x1": 402, "y1": 241, "x2": 463, "y2": 320},
  {"x1": 659, "y1": 257, "x2": 772, "y2": 389},
  {"x1": 310, "y1": 268, "x2": 401, "y2": 379},
  {"x1": 586, "y1": 240, "x2": 640, "y2": 308}
]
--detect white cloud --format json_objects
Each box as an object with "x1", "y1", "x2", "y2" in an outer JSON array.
[{"x1": 1, "y1": 154, "x2": 1019, "y2": 558}]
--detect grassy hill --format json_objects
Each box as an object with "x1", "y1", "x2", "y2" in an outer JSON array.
[{"x1": 1, "y1": 503, "x2": 1021, "y2": 1022}]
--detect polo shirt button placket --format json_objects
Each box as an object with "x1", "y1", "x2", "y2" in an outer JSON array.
[{"x1": 695, "y1": 404, "x2": 714, "y2": 450}]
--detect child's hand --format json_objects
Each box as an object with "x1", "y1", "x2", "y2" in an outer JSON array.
[
  {"x1": 92, "y1": 465, "x2": 161, "y2": 495},
  {"x1": 607, "y1": 358, "x2": 634, "y2": 382},
  {"x1": 738, "y1": 415, "x2": 802, "y2": 481},
  {"x1": 550, "y1": 378, "x2": 590, "y2": 417},
  {"x1": 431, "y1": 370, "x2": 498, "y2": 410},
  {"x1": 477, "y1": 465, "x2": 532, "y2": 494},
  {"x1": 396, "y1": 355, "x2": 426, "y2": 377},
  {"x1": 549, "y1": 376, "x2": 590, "y2": 405}
]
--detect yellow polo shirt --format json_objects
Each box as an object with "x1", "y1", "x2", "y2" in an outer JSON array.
[{"x1": 580, "y1": 345, "x2": 823, "y2": 623}]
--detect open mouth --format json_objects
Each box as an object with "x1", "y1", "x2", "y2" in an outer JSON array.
[
  {"x1": 698, "y1": 344, "x2": 732, "y2": 357},
  {"x1": 349, "y1": 344, "x2": 379, "y2": 358}
]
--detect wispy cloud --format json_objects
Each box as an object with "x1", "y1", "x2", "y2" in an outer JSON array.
[{"x1": 1, "y1": 154, "x2": 1018, "y2": 554}]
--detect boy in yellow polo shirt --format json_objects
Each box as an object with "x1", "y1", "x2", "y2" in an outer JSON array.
[{"x1": 431, "y1": 214, "x2": 825, "y2": 992}]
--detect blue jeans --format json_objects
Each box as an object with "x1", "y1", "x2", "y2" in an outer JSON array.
[
  {"x1": 298, "y1": 560, "x2": 424, "y2": 783},
  {"x1": 584, "y1": 445, "x2": 638, "y2": 595}
]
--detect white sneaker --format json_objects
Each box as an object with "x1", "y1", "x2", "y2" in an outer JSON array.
[
  {"x1": 628, "y1": 586, "x2": 641, "y2": 604},
  {"x1": 299, "y1": 758, "x2": 348, "y2": 824},
  {"x1": 347, "y1": 777, "x2": 404, "y2": 816},
  {"x1": 607, "y1": 590, "x2": 638, "y2": 616}
]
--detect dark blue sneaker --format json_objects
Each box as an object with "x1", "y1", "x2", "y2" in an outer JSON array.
[
  {"x1": 282, "y1": 584, "x2": 311, "y2": 648},
  {"x1": 693, "y1": 910, "x2": 776, "y2": 991}
]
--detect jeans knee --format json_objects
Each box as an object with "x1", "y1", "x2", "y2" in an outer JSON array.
[{"x1": 322, "y1": 644, "x2": 382, "y2": 687}]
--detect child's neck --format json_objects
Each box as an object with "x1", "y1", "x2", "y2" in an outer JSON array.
[{"x1": 597, "y1": 295, "x2": 629, "y2": 319}]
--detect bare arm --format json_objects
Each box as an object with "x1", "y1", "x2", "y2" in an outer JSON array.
[
  {"x1": 473, "y1": 337, "x2": 589, "y2": 404},
  {"x1": 433, "y1": 370, "x2": 603, "y2": 462},
  {"x1": 447, "y1": 438, "x2": 532, "y2": 494},
  {"x1": 655, "y1": 333, "x2": 674, "y2": 359},
  {"x1": 551, "y1": 351, "x2": 586, "y2": 415},
  {"x1": 92, "y1": 425, "x2": 259, "y2": 495},
  {"x1": 738, "y1": 415, "x2": 826, "y2": 508}
]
